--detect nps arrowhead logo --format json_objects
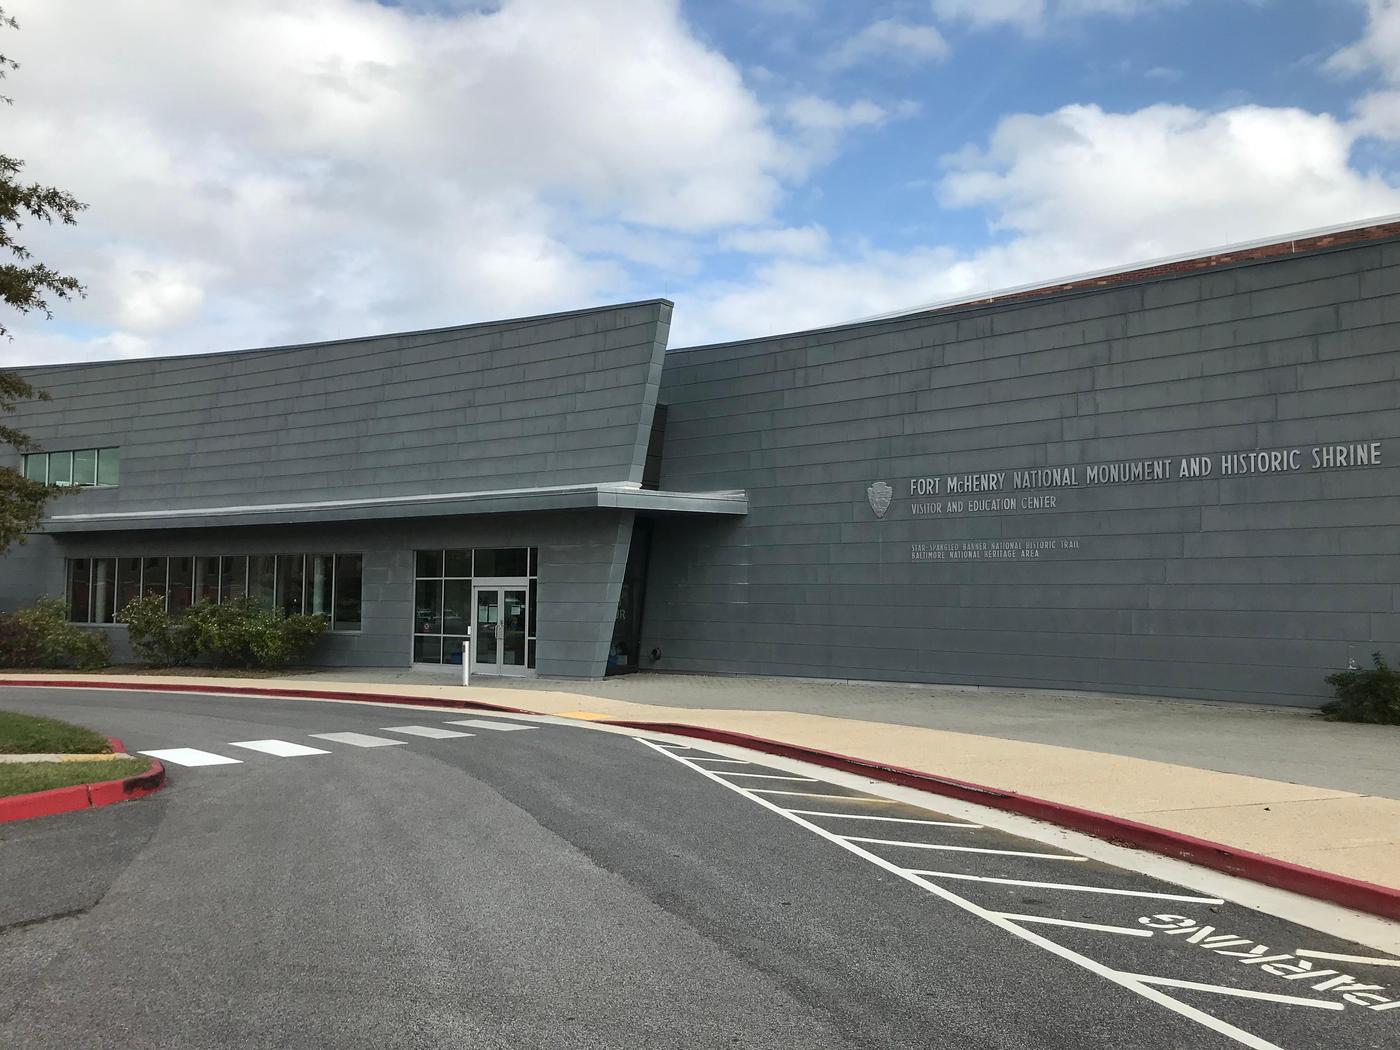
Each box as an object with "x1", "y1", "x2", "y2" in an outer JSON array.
[{"x1": 867, "y1": 480, "x2": 893, "y2": 519}]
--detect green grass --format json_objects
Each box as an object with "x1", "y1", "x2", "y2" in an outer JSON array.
[
  {"x1": 0, "y1": 710, "x2": 114, "y2": 755},
  {"x1": 0, "y1": 758, "x2": 153, "y2": 796}
]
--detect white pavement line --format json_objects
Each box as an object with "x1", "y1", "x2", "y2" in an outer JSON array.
[
  {"x1": 714, "y1": 772, "x2": 819, "y2": 781},
  {"x1": 309, "y1": 732, "x2": 405, "y2": 748},
  {"x1": 1123, "y1": 974, "x2": 1345, "y2": 1011},
  {"x1": 787, "y1": 810, "x2": 982, "y2": 828},
  {"x1": 228, "y1": 739, "x2": 331, "y2": 758},
  {"x1": 1294, "y1": 948, "x2": 1400, "y2": 968},
  {"x1": 637, "y1": 739, "x2": 1285, "y2": 1050},
  {"x1": 138, "y1": 747, "x2": 242, "y2": 767},
  {"x1": 686, "y1": 758, "x2": 753, "y2": 765},
  {"x1": 842, "y1": 837, "x2": 1086, "y2": 861},
  {"x1": 905, "y1": 870, "x2": 1225, "y2": 904},
  {"x1": 382, "y1": 725, "x2": 474, "y2": 739},
  {"x1": 996, "y1": 914, "x2": 1155, "y2": 938},
  {"x1": 746, "y1": 789, "x2": 898, "y2": 802},
  {"x1": 443, "y1": 719, "x2": 535, "y2": 732}
]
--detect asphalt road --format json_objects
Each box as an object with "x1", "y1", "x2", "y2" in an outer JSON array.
[{"x1": 0, "y1": 686, "x2": 1396, "y2": 1050}]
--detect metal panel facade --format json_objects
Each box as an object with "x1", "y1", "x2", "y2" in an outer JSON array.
[
  {"x1": 8, "y1": 300, "x2": 672, "y2": 514},
  {"x1": 3, "y1": 301, "x2": 672, "y2": 678},
  {"x1": 642, "y1": 239, "x2": 1400, "y2": 706}
]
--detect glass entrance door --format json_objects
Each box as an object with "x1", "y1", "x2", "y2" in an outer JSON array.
[{"x1": 472, "y1": 586, "x2": 529, "y2": 677}]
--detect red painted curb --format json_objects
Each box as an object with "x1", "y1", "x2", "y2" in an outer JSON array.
[
  {"x1": 604, "y1": 718, "x2": 1400, "y2": 923},
  {"x1": 0, "y1": 783, "x2": 91, "y2": 822},
  {"x1": 0, "y1": 733, "x2": 166, "y2": 825},
  {"x1": 4, "y1": 677, "x2": 1397, "y2": 920},
  {"x1": 0, "y1": 678, "x2": 532, "y2": 716},
  {"x1": 86, "y1": 759, "x2": 166, "y2": 808}
]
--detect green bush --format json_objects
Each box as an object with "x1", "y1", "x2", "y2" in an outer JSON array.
[
  {"x1": 1322, "y1": 653, "x2": 1400, "y2": 725},
  {"x1": 119, "y1": 595, "x2": 325, "y2": 669},
  {"x1": 119, "y1": 592, "x2": 203, "y2": 667},
  {"x1": 0, "y1": 597, "x2": 111, "y2": 670}
]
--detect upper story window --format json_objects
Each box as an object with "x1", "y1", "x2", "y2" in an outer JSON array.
[{"x1": 22, "y1": 447, "x2": 120, "y2": 487}]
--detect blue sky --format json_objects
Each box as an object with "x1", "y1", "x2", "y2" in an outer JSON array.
[
  {"x1": 6, "y1": 0, "x2": 1400, "y2": 363},
  {"x1": 693, "y1": 1, "x2": 1363, "y2": 242}
]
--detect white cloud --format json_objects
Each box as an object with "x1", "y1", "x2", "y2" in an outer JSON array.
[
  {"x1": 784, "y1": 95, "x2": 902, "y2": 132},
  {"x1": 2, "y1": 0, "x2": 807, "y2": 363},
  {"x1": 939, "y1": 103, "x2": 1400, "y2": 255},
  {"x1": 8, "y1": 0, "x2": 1399, "y2": 368},
  {"x1": 1329, "y1": 0, "x2": 1400, "y2": 145},
  {"x1": 1328, "y1": 0, "x2": 1400, "y2": 80},
  {"x1": 827, "y1": 18, "x2": 950, "y2": 69},
  {"x1": 720, "y1": 225, "x2": 831, "y2": 258},
  {"x1": 932, "y1": 0, "x2": 1184, "y2": 33},
  {"x1": 932, "y1": 0, "x2": 1045, "y2": 31},
  {"x1": 674, "y1": 100, "x2": 1400, "y2": 346}
]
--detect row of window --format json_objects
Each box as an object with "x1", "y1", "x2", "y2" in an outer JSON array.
[
  {"x1": 415, "y1": 547, "x2": 536, "y2": 580},
  {"x1": 24, "y1": 447, "x2": 120, "y2": 487},
  {"x1": 67, "y1": 554, "x2": 363, "y2": 632},
  {"x1": 414, "y1": 547, "x2": 537, "y2": 666}
]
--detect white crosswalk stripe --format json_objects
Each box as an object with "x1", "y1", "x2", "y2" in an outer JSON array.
[
  {"x1": 309, "y1": 732, "x2": 405, "y2": 748},
  {"x1": 382, "y1": 725, "x2": 474, "y2": 739},
  {"x1": 229, "y1": 739, "x2": 331, "y2": 757},
  {"x1": 444, "y1": 719, "x2": 535, "y2": 732},
  {"x1": 143, "y1": 719, "x2": 546, "y2": 766},
  {"x1": 139, "y1": 747, "x2": 242, "y2": 767}
]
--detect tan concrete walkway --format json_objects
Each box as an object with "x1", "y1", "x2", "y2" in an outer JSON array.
[{"x1": 3, "y1": 670, "x2": 1397, "y2": 890}]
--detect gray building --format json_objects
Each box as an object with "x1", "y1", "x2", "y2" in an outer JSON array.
[{"x1": 4, "y1": 222, "x2": 1398, "y2": 706}]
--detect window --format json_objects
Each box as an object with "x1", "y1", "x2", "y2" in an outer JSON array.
[
  {"x1": 22, "y1": 447, "x2": 119, "y2": 488},
  {"x1": 91, "y1": 558, "x2": 117, "y2": 623},
  {"x1": 333, "y1": 555, "x2": 362, "y2": 631},
  {"x1": 308, "y1": 555, "x2": 334, "y2": 618},
  {"x1": 168, "y1": 557, "x2": 193, "y2": 612},
  {"x1": 117, "y1": 557, "x2": 144, "y2": 611},
  {"x1": 48, "y1": 452, "x2": 72, "y2": 487},
  {"x1": 413, "y1": 547, "x2": 537, "y2": 666},
  {"x1": 194, "y1": 556, "x2": 219, "y2": 604},
  {"x1": 276, "y1": 555, "x2": 305, "y2": 616},
  {"x1": 62, "y1": 552, "x2": 363, "y2": 632},
  {"x1": 68, "y1": 559, "x2": 92, "y2": 623},
  {"x1": 219, "y1": 556, "x2": 248, "y2": 602},
  {"x1": 74, "y1": 449, "x2": 97, "y2": 487},
  {"x1": 251, "y1": 555, "x2": 277, "y2": 609},
  {"x1": 141, "y1": 557, "x2": 168, "y2": 601},
  {"x1": 97, "y1": 447, "x2": 120, "y2": 486}
]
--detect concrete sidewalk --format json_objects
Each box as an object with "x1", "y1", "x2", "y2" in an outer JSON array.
[{"x1": 3, "y1": 669, "x2": 1397, "y2": 891}]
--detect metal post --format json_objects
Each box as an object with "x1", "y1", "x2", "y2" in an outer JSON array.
[{"x1": 462, "y1": 633, "x2": 470, "y2": 687}]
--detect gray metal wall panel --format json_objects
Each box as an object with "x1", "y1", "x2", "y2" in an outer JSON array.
[
  {"x1": 4, "y1": 301, "x2": 671, "y2": 516},
  {"x1": 643, "y1": 240, "x2": 1400, "y2": 706}
]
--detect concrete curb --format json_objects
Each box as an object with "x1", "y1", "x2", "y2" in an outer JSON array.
[
  {"x1": 0, "y1": 678, "x2": 533, "y2": 715},
  {"x1": 605, "y1": 718, "x2": 1400, "y2": 923},
  {"x1": 0, "y1": 734, "x2": 166, "y2": 825},
  {"x1": 4, "y1": 677, "x2": 1397, "y2": 920}
]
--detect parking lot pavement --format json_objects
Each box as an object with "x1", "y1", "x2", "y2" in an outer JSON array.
[
  {"x1": 1, "y1": 686, "x2": 1396, "y2": 1049},
  {"x1": 644, "y1": 740, "x2": 1400, "y2": 1050}
]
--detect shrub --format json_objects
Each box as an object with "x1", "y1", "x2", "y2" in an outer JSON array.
[
  {"x1": 119, "y1": 595, "x2": 325, "y2": 669},
  {"x1": 1322, "y1": 653, "x2": 1400, "y2": 725},
  {"x1": 0, "y1": 597, "x2": 111, "y2": 670},
  {"x1": 120, "y1": 592, "x2": 202, "y2": 667}
]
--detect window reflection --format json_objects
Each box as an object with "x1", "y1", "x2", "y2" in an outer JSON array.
[
  {"x1": 61, "y1": 552, "x2": 363, "y2": 633},
  {"x1": 414, "y1": 547, "x2": 538, "y2": 668}
]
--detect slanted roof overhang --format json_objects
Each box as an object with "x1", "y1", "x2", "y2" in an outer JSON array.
[{"x1": 40, "y1": 482, "x2": 748, "y2": 533}]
